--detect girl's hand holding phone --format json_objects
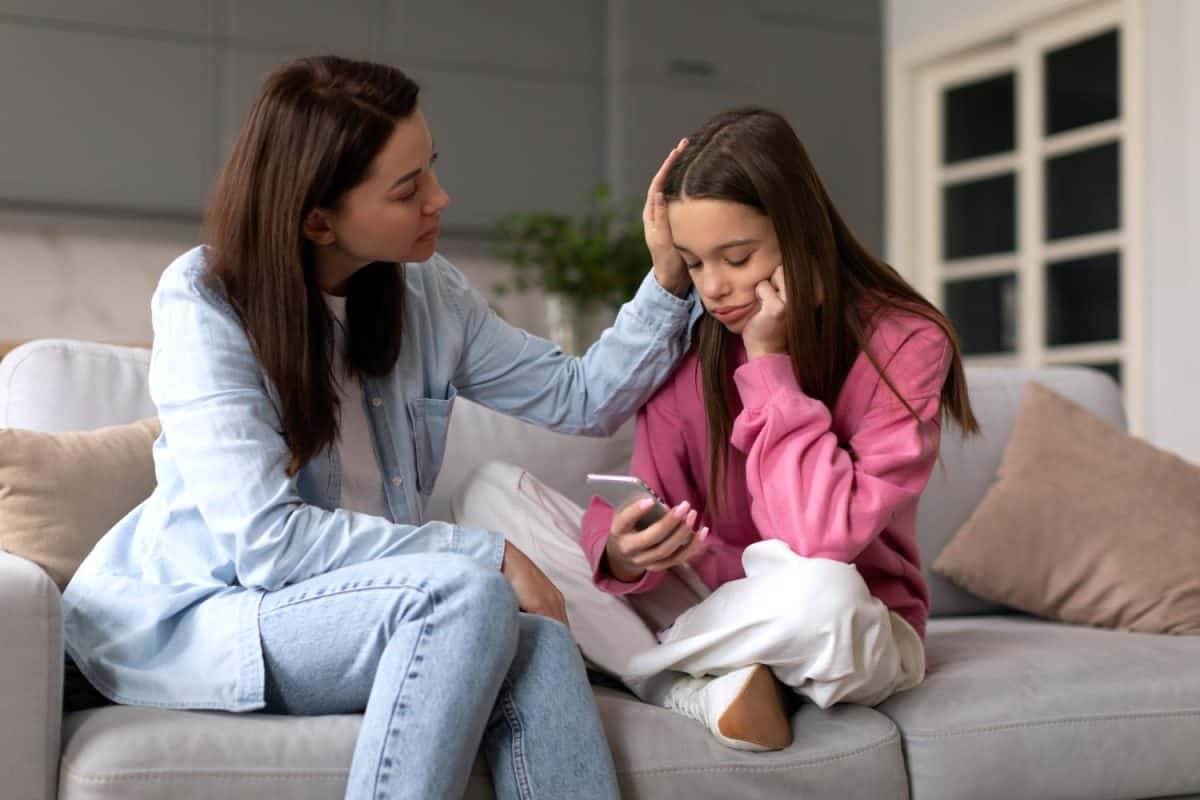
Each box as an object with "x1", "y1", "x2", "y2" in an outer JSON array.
[{"x1": 604, "y1": 497, "x2": 709, "y2": 583}]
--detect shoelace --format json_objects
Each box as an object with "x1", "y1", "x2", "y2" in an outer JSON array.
[{"x1": 664, "y1": 676, "x2": 710, "y2": 725}]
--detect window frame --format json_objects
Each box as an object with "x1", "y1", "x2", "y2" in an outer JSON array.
[{"x1": 889, "y1": 0, "x2": 1145, "y2": 431}]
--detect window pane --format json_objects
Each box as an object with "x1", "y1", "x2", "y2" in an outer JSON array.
[
  {"x1": 944, "y1": 73, "x2": 1015, "y2": 164},
  {"x1": 1080, "y1": 361, "x2": 1122, "y2": 386},
  {"x1": 1045, "y1": 30, "x2": 1119, "y2": 135},
  {"x1": 1046, "y1": 142, "x2": 1119, "y2": 240},
  {"x1": 943, "y1": 174, "x2": 1016, "y2": 260},
  {"x1": 1046, "y1": 252, "x2": 1120, "y2": 346},
  {"x1": 944, "y1": 274, "x2": 1018, "y2": 355}
]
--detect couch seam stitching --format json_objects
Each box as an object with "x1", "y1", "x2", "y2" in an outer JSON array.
[
  {"x1": 63, "y1": 730, "x2": 904, "y2": 783},
  {"x1": 902, "y1": 707, "x2": 1200, "y2": 740},
  {"x1": 62, "y1": 768, "x2": 348, "y2": 784},
  {"x1": 615, "y1": 730, "x2": 900, "y2": 777}
]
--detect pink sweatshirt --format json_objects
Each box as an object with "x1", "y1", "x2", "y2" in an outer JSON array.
[{"x1": 579, "y1": 308, "x2": 953, "y2": 638}]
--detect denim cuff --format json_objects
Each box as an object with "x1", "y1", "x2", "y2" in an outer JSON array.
[
  {"x1": 452, "y1": 526, "x2": 507, "y2": 571},
  {"x1": 629, "y1": 269, "x2": 703, "y2": 335}
]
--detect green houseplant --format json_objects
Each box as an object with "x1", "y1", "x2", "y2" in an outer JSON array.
[{"x1": 494, "y1": 185, "x2": 650, "y2": 354}]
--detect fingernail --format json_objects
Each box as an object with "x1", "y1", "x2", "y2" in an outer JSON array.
[
  {"x1": 655, "y1": 191, "x2": 665, "y2": 204},
  {"x1": 674, "y1": 500, "x2": 690, "y2": 518},
  {"x1": 686, "y1": 509, "x2": 697, "y2": 527},
  {"x1": 700, "y1": 526, "x2": 710, "y2": 539},
  {"x1": 639, "y1": 498, "x2": 655, "y2": 510}
]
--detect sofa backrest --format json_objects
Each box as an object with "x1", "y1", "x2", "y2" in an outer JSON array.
[
  {"x1": 0, "y1": 338, "x2": 633, "y2": 522},
  {"x1": 0, "y1": 339, "x2": 1127, "y2": 618},
  {"x1": 0, "y1": 339, "x2": 155, "y2": 432}
]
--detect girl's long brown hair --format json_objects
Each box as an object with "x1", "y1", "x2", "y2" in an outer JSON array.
[
  {"x1": 204, "y1": 56, "x2": 418, "y2": 475},
  {"x1": 662, "y1": 108, "x2": 979, "y2": 510}
]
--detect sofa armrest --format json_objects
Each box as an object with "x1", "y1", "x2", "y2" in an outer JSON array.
[{"x1": 0, "y1": 550, "x2": 63, "y2": 800}]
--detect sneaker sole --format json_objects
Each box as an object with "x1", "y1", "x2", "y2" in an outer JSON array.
[{"x1": 716, "y1": 665, "x2": 793, "y2": 751}]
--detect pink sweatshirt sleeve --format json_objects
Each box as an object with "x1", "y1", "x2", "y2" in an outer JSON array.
[
  {"x1": 730, "y1": 330, "x2": 951, "y2": 562},
  {"x1": 580, "y1": 385, "x2": 693, "y2": 595}
]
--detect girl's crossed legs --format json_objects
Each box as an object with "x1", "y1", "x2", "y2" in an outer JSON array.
[{"x1": 453, "y1": 461, "x2": 925, "y2": 750}]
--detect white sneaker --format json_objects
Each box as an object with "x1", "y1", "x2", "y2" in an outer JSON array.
[{"x1": 662, "y1": 664, "x2": 792, "y2": 751}]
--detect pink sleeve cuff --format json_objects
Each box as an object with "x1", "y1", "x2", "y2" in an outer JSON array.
[
  {"x1": 733, "y1": 354, "x2": 801, "y2": 409},
  {"x1": 580, "y1": 495, "x2": 666, "y2": 595}
]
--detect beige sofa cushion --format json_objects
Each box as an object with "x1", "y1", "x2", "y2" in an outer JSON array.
[
  {"x1": 933, "y1": 383, "x2": 1200, "y2": 634},
  {"x1": 0, "y1": 418, "x2": 159, "y2": 590}
]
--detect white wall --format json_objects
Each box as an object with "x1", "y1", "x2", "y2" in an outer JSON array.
[
  {"x1": 0, "y1": 213, "x2": 195, "y2": 348},
  {"x1": 885, "y1": 0, "x2": 1200, "y2": 463},
  {"x1": 1142, "y1": 0, "x2": 1200, "y2": 464},
  {"x1": 0, "y1": 214, "x2": 548, "y2": 347},
  {"x1": 884, "y1": 0, "x2": 1010, "y2": 51}
]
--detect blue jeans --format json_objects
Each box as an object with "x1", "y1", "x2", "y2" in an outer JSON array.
[{"x1": 257, "y1": 553, "x2": 620, "y2": 799}]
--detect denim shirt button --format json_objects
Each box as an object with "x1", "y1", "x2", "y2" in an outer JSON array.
[
  {"x1": 391, "y1": 476, "x2": 403, "y2": 487},
  {"x1": 371, "y1": 397, "x2": 383, "y2": 407}
]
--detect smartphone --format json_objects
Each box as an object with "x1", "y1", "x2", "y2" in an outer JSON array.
[
  {"x1": 586, "y1": 473, "x2": 713, "y2": 601},
  {"x1": 586, "y1": 473, "x2": 670, "y2": 531}
]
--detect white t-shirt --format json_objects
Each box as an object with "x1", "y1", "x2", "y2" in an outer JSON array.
[{"x1": 323, "y1": 293, "x2": 391, "y2": 519}]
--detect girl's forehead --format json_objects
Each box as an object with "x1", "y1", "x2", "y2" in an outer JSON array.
[{"x1": 668, "y1": 199, "x2": 773, "y2": 248}]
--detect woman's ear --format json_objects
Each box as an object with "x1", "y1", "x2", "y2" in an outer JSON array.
[{"x1": 302, "y1": 208, "x2": 337, "y2": 246}]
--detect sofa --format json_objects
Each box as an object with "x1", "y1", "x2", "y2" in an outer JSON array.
[{"x1": 2, "y1": 337, "x2": 1199, "y2": 800}]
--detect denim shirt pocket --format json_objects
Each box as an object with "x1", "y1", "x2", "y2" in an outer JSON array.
[{"x1": 407, "y1": 386, "x2": 458, "y2": 496}]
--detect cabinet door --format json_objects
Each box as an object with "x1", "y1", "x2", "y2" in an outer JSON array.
[
  {"x1": 754, "y1": 24, "x2": 883, "y2": 252},
  {"x1": 223, "y1": 0, "x2": 375, "y2": 55},
  {"x1": 618, "y1": 0, "x2": 883, "y2": 251},
  {"x1": 624, "y1": 0, "x2": 759, "y2": 90},
  {"x1": 386, "y1": 0, "x2": 601, "y2": 78},
  {"x1": 0, "y1": 21, "x2": 218, "y2": 215},
  {"x1": 410, "y1": 68, "x2": 601, "y2": 232},
  {"x1": 617, "y1": 84, "x2": 751, "y2": 204},
  {"x1": 0, "y1": 1, "x2": 215, "y2": 36}
]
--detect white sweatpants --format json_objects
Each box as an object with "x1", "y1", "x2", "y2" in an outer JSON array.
[{"x1": 452, "y1": 461, "x2": 926, "y2": 709}]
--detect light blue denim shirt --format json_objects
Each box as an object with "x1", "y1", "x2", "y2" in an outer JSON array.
[{"x1": 62, "y1": 245, "x2": 701, "y2": 711}]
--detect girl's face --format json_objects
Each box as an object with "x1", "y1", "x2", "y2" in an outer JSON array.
[
  {"x1": 310, "y1": 109, "x2": 448, "y2": 293},
  {"x1": 667, "y1": 198, "x2": 782, "y2": 335}
]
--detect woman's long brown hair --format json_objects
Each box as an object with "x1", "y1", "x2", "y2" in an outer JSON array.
[
  {"x1": 662, "y1": 108, "x2": 979, "y2": 510},
  {"x1": 204, "y1": 56, "x2": 418, "y2": 475}
]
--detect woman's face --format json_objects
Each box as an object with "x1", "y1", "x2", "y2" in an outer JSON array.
[
  {"x1": 667, "y1": 198, "x2": 781, "y2": 335},
  {"x1": 312, "y1": 109, "x2": 448, "y2": 292}
]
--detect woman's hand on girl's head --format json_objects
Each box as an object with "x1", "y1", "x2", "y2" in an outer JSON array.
[
  {"x1": 501, "y1": 541, "x2": 570, "y2": 628},
  {"x1": 743, "y1": 264, "x2": 789, "y2": 360},
  {"x1": 604, "y1": 497, "x2": 709, "y2": 582},
  {"x1": 644, "y1": 139, "x2": 691, "y2": 298}
]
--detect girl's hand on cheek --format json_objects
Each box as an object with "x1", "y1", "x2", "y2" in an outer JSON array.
[{"x1": 743, "y1": 265, "x2": 788, "y2": 359}]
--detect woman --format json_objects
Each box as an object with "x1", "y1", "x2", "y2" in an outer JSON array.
[
  {"x1": 456, "y1": 107, "x2": 979, "y2": 752},
  {"x1": 61, "y1": 56, "x2": 702, "y2": 799}
]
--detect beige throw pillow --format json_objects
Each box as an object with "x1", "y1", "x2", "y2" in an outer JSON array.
[
  {"x1": 933, "y1": 383, "x2": 1200, "y2": 634},
  {"x1": 0, "y1": 418, "x2": 159, "y2": 591}
]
